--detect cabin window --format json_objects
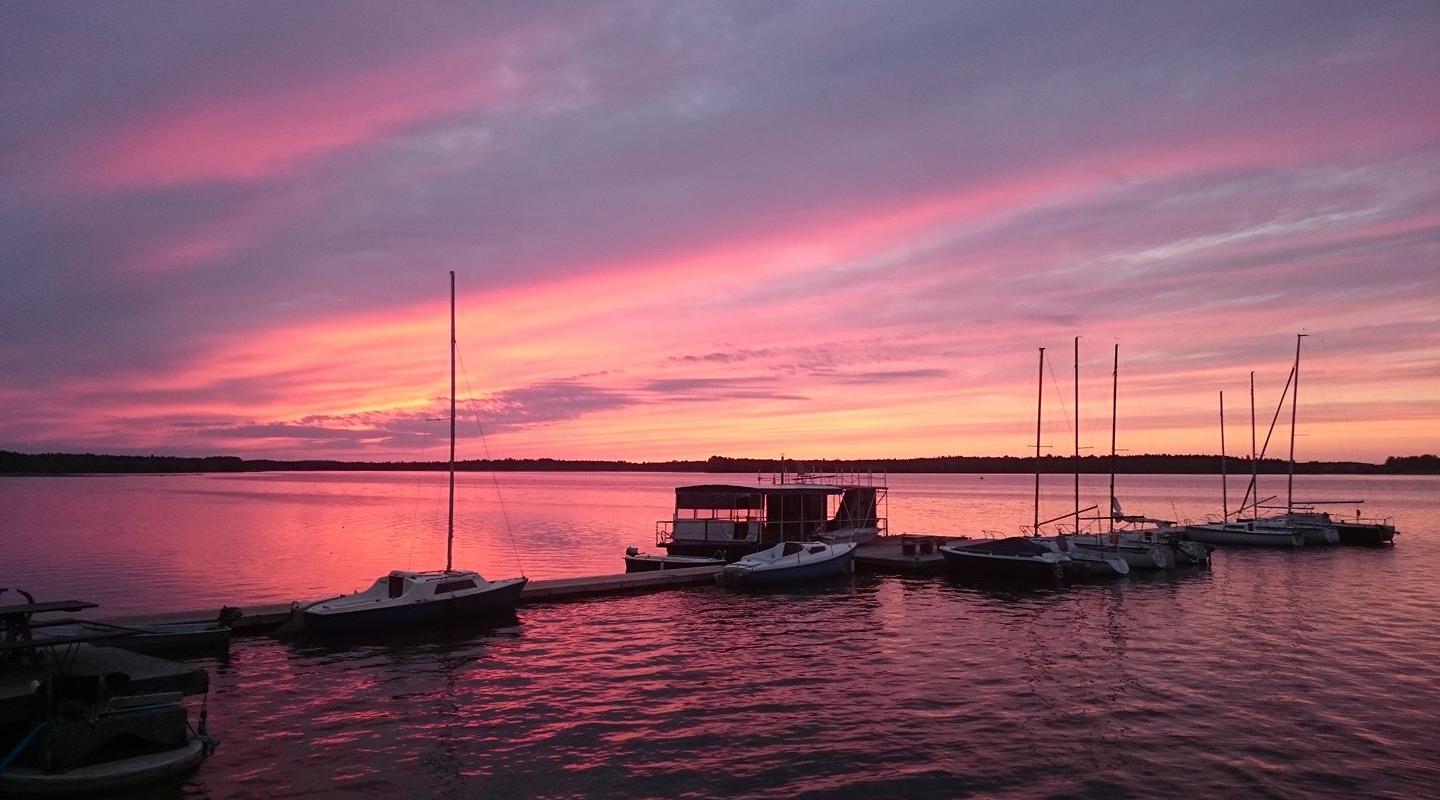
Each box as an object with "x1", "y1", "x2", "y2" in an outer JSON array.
[
  {"x1": 808, "y1": 546, "x2": 826, "y2": 554},
  {"x1": 782, "y1": 542, "x2": 803, "y2": 556},
  {"x1": 435, "y1": 579, "x2": 476, "y2": 594},
  {"x1": 388, "y1": 576, "x2": 405, "y2": 598}
]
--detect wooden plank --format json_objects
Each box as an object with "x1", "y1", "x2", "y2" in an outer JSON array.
[
  {"x1": 519, "y1": 566, "x2": 722, "y2": 603},
  {"x1": 0, "y1": 600, "x2": 98, "y2": 617}
]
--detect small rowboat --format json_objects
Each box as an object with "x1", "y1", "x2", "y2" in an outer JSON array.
[{"x1": 31, "y1": 621, "x2": 230, "y2": 655}]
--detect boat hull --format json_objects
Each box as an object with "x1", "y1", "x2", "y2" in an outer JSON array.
[
  {"x1": 1066, "y1": 535, "x2": 1172, "y2": 569},
  {"x1": 720, "y1": 548, "x2": 855, "y2": 586},
  {"x1": 32, "y1": 622, "x2": 231, "y2": 655},
  {"x1": 624, "y1": 555, "x2": 726, "y2": 573},
  {"x1": 1182, "y1": 525, "x2": 1303, "y2": 548},
  {"x1": 0, "y1": 738, "x2": 207, "y2": 796},
  {"x1": 1061, "y1": 546, "x2": 1131, "y2": 579},
  {"x1": 939, "y1": 543, "x2": 1064, "y2": 584},
  {"x1": 1334, "y1": 522, "x2": 1396, "y2": 547},
  {"x1": 303, "y1": 578, "x2": 527, "y2": 635}
]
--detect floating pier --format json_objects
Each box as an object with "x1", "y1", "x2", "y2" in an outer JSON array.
[
  {"x1": 102, "y1": 565, "x2": 726, "y2": 636},
  {"x1": 855, "y1": 535, "x2": 963, "y2": 573}
]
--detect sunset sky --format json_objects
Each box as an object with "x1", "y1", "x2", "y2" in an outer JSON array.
[{"x1": 2, "y1": 2, "x2": 1437, "y2": 462}]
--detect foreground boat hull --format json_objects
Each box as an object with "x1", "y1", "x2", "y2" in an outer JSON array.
[
  {"x1": 303, "y1": 578, "x2": 527, "y2": 634},
  {"x1": 0, "y1": 738, "x2": 207, "y2": 796}
]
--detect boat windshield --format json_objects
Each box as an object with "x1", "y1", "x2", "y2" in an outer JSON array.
[{"x1": 782, "y1": 542, "x2": 804, "y2": 556}]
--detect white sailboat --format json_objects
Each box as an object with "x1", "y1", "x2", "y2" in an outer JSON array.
[
  {"x1": 1065, "y1": 343, "x2": 1207, "y2": 568},
  {"x1": 1186, "y1": 335, "x2": 1337, "y2": 547},
  {"x1": 943, "y1": 345, "x2": 1128, "y2": 581},
  {"x1": 303, "y1": 272, "x2": 527, "y2": 634}
]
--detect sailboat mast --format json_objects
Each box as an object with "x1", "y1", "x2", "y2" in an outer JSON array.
[
  {"x1": 1074, "y1": 336, "x2": 1080, "y2": 535},
  {"x1": 1249, "y1": 371, "x2": 1257, "y2": 516},
  {"x1": 1220, "y1": 390, "x2": 1228, "y2": 521},
  {"x1": 1287, "y1": 333, "x2": 1303, "y2": 514},
  {"x1": 447, "y1": 270, "x2": 457, "y2": 572},
  {"x1": 1109, "y1": 344, "x2": 1118, "y2": 534},
  {"x1": 1035, "y1": 346, "x2": 1044, "y2": 536}
]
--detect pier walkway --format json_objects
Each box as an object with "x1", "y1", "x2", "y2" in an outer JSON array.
[{"x1": 102, "y1": 565, "x2": 725, "y2": 636}]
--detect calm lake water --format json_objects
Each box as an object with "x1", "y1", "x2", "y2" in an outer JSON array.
[{"x1": 4, "y1": 471, "x2": 1439, "y2": 798}]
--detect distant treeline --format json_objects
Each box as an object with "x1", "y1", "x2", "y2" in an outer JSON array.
[{"x1": 3, "y1": 450, "x2": 1438, "y2": 475}]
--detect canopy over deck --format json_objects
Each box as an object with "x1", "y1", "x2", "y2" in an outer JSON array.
[{"x1": 674, "y1": 484, "x2": 844, "y2": 510}]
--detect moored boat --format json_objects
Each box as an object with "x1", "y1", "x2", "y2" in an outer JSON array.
[
  {"x1": 301, "y1": 272, "x2": 526, "y2": 635},
  {"x1": 303, "y1": 571, "x2": 527, "y2": 634},
  {"x1": 1050, "y1": 535, "x2": 1130, "y2": 579},
  {"x1": 623, "y1": 547, "x2": 726, "y2": 573},
  {"x1": 0, "y1": 736, "x2": 209, "y2": 796},
  {"x1": 1064, "y1": 531, "x2": 1173, "y2": 570},
  {"x1": 1181, "y1": 518, "x2": 1305, "y2": 547},
  {"x1": 718, "y1": 541, "x2": 856, "y2": 586},
  {"x1": 938, "y1": 537, "x2": 1066, "y2": 583},
  {"x1": 654, "y1": 468, "x2": 886, "y2": 562},
  {"x1": 31, "y1": 621, "x2": 230, "y2": 655},
  {"x1": 1328, "y1": 515, "x2": 1397, "y2": 547}
]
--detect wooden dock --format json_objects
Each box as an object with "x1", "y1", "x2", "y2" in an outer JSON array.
[
  {"x1": 855, "y1": 535, "x2": 964, "y2": 573},
  {"x1": 102, "y1": 565, "x2": 725, "y2": 636}
]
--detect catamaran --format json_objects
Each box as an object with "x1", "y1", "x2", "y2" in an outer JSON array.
[{"x1": 303, "y1": 272, "x2": 527, "y2": 634}]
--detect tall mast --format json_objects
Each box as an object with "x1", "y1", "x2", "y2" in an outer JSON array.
[
  {"x1": 1074, "y1": 336, "x2": 1080, "y2": 535},
  {"x1": 1109, "y1": 343, "x2": 1118, "y2": 533},
  {"x1": 1034, "y1": 346, "x2": 1044, "y2": 536},
  {"x1": 447, "y1": 270, "x2": 457, "y2": 572},
  {"x1": 1220, "y1": 390, "x2": 1228, "y2": 521},
  {"x1": 1249, "y1": 370, "x2": 1257, "y2": 517},
  {"x1": 1287, "y1": 333, "x2": 1304, "y2": 514}
]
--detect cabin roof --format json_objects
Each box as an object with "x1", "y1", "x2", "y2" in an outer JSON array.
[
  {"x1": 673, "y1": 483, "x2": 844, "y2": 510},
  {"x1": 676, "y1": 483, "x2": 846, "y2": 494}
]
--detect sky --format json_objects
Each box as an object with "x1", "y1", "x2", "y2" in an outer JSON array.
[{"x1": 2, "y1": 1, "x2": 1438, "y2": 463}]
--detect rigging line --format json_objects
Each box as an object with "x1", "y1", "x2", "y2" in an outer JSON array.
[
  {"x1": 1044, "y1": 356, "x2": 1075, "y2": 438},
  {"x1": 1304, "y1": 335, "x2": 1377, "y2": 499},
  {"x1": 1239, "y1": 365, "x2": 1294, "y2": 516},
  {"x1": 455, "y1": 346, "x2": 527, "y2": 578},
  {"x1": 406, "y1": 416, "x2": 438, "y2": 572}
]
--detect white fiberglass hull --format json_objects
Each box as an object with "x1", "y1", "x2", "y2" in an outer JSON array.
[
  {"x1": 1182, "y1": 524, "x2": 1303, "y2": 548},
  {"x1": 1066, "y1": 534, "x2": 1173, "y2": 569}
]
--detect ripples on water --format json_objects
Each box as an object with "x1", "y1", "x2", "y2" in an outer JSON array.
[{"x1": 5, "y1": 473, "x2": 1440, "y2": 798}]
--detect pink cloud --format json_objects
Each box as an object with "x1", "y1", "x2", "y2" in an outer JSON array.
[{"x1": 69, "y1": 46, "x2": 515, "y2": 191}]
